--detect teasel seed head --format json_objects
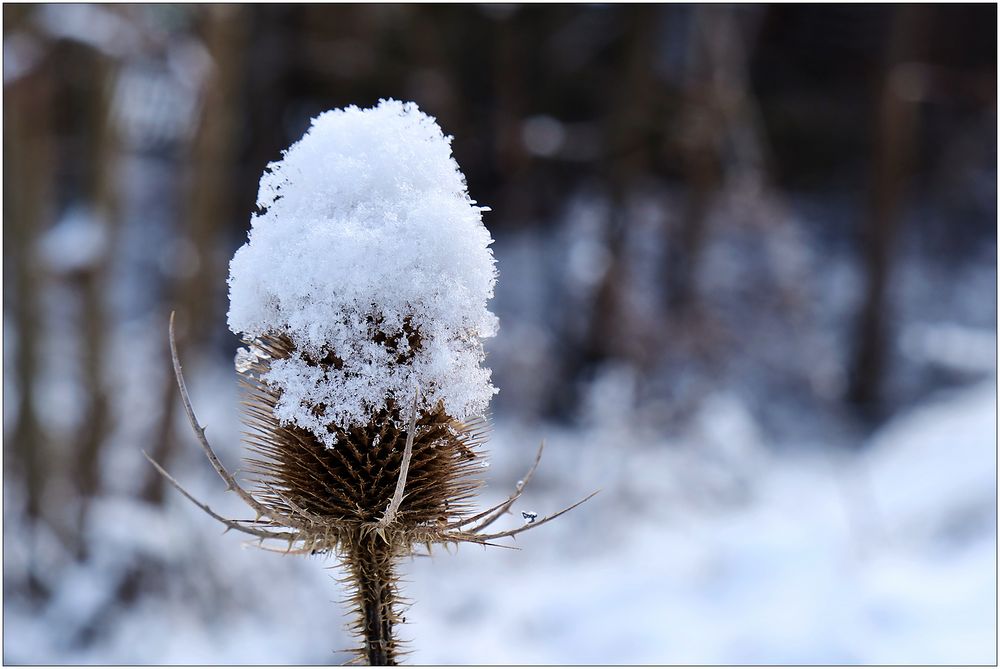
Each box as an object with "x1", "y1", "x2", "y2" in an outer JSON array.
[
  {"x1": 228, "y1": 100, "x2": 500, "y2": 663},
  {"x1": 154, "y1": 100, "x2": 594, "y2": 666}
]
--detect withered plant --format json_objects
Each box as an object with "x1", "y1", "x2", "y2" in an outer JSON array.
[{"x1": 146, "y1": 101, "x2": 594, "y2": 665}]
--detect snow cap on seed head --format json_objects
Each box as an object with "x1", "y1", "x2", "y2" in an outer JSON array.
[{"x1": 227, "y1": 99, "x2": 498, "y2": 446}]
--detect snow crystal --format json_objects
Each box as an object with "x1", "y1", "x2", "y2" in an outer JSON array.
[
  {"x1": 228, "y1": 99, "x2": 498, "y2": 445},
  {"x1": 233, "y1": 348, "x2": 255, "y2": 374}
]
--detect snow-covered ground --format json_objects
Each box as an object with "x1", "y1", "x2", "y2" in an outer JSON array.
[
  {"x1": 5, "y1": 366, "x2": 995, "y2": 664},
  {"x1": 404, "y1": 380, "x2": 996, "y2": 665}
]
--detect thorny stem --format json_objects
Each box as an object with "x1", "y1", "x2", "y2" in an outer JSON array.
[{"x1": 350, "y1": 534, "x2": 398, "y2": 666}]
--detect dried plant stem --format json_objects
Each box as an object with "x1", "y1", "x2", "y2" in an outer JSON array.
[
  {"x1": 376, "y1": 387, "x2": 419, "y2": 535},
  {"x1": 349, "y1": 533, "x2": 400, "y2": 666},
  {"x1": 473, "y1": 490, "x2": 600, "y2": 542},
  {"x1": 361, "y1": 390, "x2": 416, "y2": 663},
  {"x1": 169, "y1": 312, "x2": 306, "y2": 532},
  {"x1": 141, "y1": 451, "x2": 297, "y2": 542},
  {"x1": 451, "y1": 441, "x2": 545, "y2": 531}
]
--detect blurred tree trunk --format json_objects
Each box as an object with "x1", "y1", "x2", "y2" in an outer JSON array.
[
  {"x1": 4, "y1": 12, "x2": 54, "y2": 596},
  {"x1": 142, "y1": 5, "x2": 248, "y2": 504},
  {"x1": 847, "y1": 5, "x2": 928, "y2": 417},
  {"x1": 667, "y1": 7, "x2": 723, "y2": 317},
  {"x1": 492, "y1": 8, "x2": 529, "y2": 183},
  {"x1": 668, "y1": 7, "x2": 780, "y2": 315},
  {"x1": 72, "y1": 46, "x2": 118, "y2": 559},
  {"x1": 3, "y1": 23, "x2": 52, "y2": 532},
  {"x1": 548, "y1": 5, "x2": 659, "y2": 418},
  {"x1": 407, "y1": 7, "x2": 462, "y2": 127}
]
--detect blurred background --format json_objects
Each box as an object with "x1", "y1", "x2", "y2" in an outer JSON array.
[{"x1": 3, "y1": 3, "x2": 996, "y2": 664}]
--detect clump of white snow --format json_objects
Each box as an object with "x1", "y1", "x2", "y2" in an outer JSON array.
[{"x1": 228, "y1": 99, "x2": 498, "y2": 445}]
